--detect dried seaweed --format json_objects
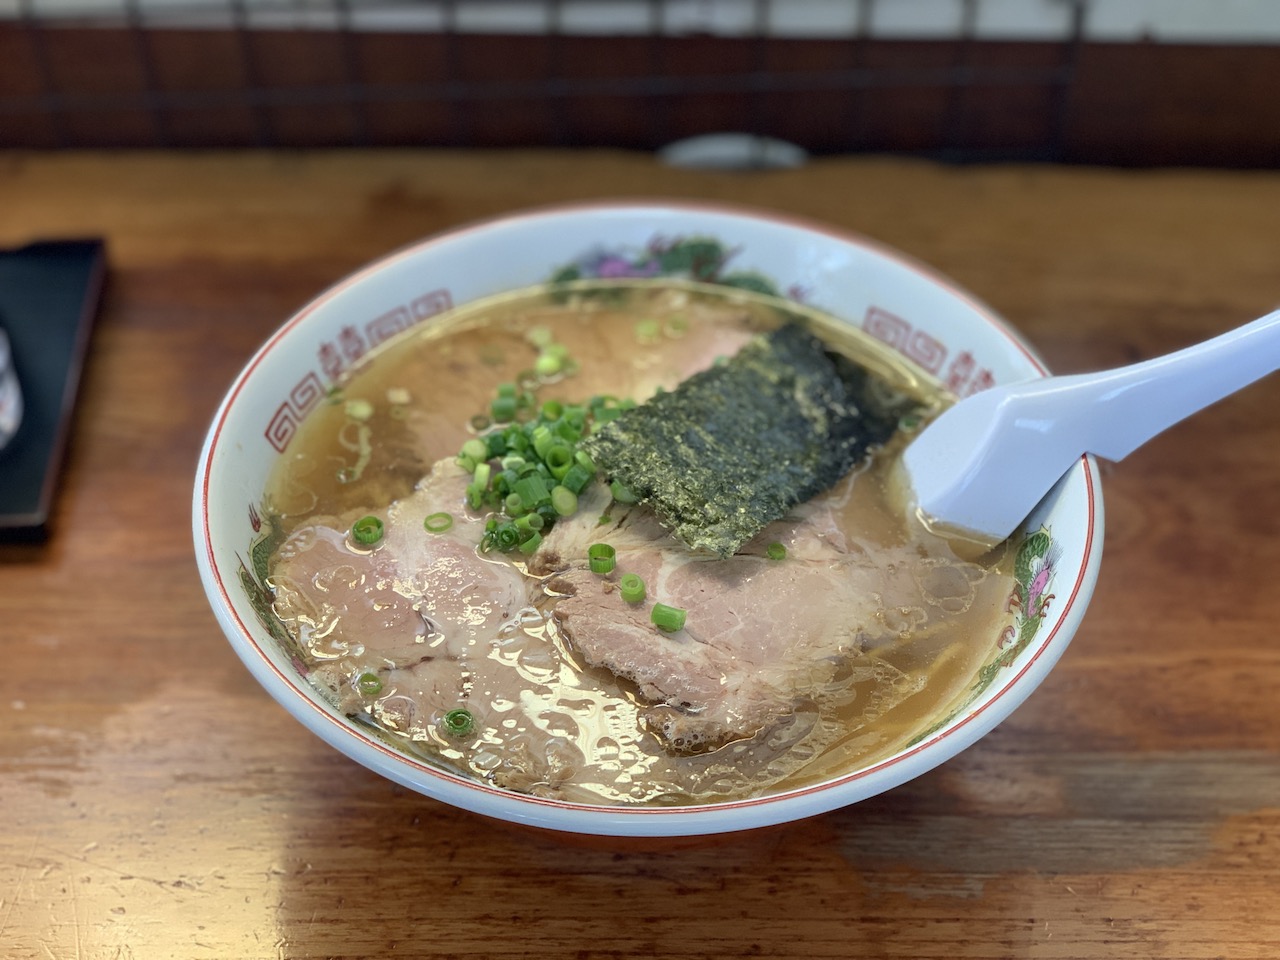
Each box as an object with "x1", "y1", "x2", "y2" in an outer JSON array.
[{"x1": 582, "y1": 322, "x2": 920, "y2": 557}]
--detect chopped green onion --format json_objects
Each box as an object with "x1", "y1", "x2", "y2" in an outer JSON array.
[
  {"x1": 515, "y1": 512, "x2": 544, "y2": 535},
  {"x1": 635, "y1": 319, "x2": 660, "y2": 342},
  {"x1": 588, "y1": 542, "x2": 616, "y2": 575},
  {"x1": 766, "y1": 542, "x2": 787, "y2": 561},
  {"x1": 493, "y1": 522, "x2": 520, "y2": 551},
  {"x1": 355, "y1": 672, "x2": 383, "y2": 697},
  {"x1": 514, "y1": 474, "x2": 550, "y2": 509},
  {"x1": 535, "y1": 352, "x2": 562, "y2": 377},
  {"x1": 651, "y1": 603, "x2": 687, "y2": 633},
  {"x1": 485, "y1": 432, "x2": 508, "y2": 457},
  {"x1": 344, "y1": 398, "x2": 374, "y2": 421},
  {"x1": 619, "y1": 574, "x2": 646, "y2": 604},
  {"x1": 440, "y1": 708, "x2": 475, "y2": 738},
  {"x1": 551, "y1": 485, "x2": 578, "y2": 517},
  {"x1": 531, "y1": 425, "x2": 554, "y2": 459},
  {"x1": 610, "y1": 480, "x2": 639, "y2": 504},
  {"x1": 424, "y1": 512, "x2": 453, "y2": 533},
  {"x1": 545, "y1": 443, "x2": 574, "y2": 479},
  {"x1": 561, "y1": 463, "x2": 592, "y2": 495},
  {"x1": 461, "y1": 438, "x2": 489, "y2": 463},
  {"x1": 518, "y1": 531, "x2": 543, "y2": 556},
  {"x1": 462, "y1": 383, "x2": 637, "y2": 553},
  {"x1": 491, "y1": 395, "x2": 517, "y2": 422},
  {"x1": 351, "y1": 515, "x2": 384, "y2": 546},
  {"x1": 555, "y1": 419, "x2": 583, "y2": 443},
  {"x1": 386, "y1": 387, "x2": 411, "y2": 405}
]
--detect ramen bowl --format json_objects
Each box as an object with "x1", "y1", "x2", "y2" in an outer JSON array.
[{"x1": 194, "y1": 202, "x2": 1102, "y2": 837}]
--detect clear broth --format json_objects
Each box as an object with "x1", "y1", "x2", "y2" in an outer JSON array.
[{"x1": 262, "y1": 280, "x2": 1012, "y2": 805}]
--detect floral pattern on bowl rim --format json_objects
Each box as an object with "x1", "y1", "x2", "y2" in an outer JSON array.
[{"x1": 547, "y1": 234, "x2": 793, "y2": 300}]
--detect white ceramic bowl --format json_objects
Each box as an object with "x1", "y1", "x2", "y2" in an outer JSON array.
[{"x1": 194, "y1": 202, "x2": 1103, "y2": 837}]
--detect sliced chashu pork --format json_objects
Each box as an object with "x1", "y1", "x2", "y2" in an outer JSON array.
[
  {"x1": 532, "y1": 481, "x2": 978, "y2": 751},
  {"x1": 269, "y1": 460, "x2": 588, "y2": 795}
]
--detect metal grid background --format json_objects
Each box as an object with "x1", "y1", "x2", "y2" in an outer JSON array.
[{"x1": 2, "y1": 0, "x2": 1278, "y2": 165}]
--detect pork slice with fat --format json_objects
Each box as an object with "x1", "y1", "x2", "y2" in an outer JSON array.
[
  {"x1": 533, "y1": 485, "x2": 922, "y2": 751},
  {"x1": 270, "y1": 459, "x2": 599, "y2": 795}
]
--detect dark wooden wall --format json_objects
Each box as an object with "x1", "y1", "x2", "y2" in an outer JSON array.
[{"x1": 2, "y1": 26, "x2": 1279, "y2": 166}]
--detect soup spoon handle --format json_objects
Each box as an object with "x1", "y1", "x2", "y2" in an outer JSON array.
[{"x1": 901, "y1": 306, "x2": 1280, "y2": 544}]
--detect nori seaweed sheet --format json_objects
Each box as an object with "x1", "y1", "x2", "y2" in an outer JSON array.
[{"x1": 582, "y1": 322, "x2": 920, "y2": 557}]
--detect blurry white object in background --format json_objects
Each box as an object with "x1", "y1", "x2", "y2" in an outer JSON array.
[
  {"x1": 0, "y1": 327, "x2": 22, "y2": 452},
  {"x1": 659, "y1": 133, "x2": 808, "y2": 170}
]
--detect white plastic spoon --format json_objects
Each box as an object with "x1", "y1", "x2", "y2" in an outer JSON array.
[{"x1": 900, "y1": 306, "x2": 1280, "y2": 546}]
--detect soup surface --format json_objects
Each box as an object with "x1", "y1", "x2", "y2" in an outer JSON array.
[{"x1": 260, "y1": 280, "x2": 1012, "y2": 805}]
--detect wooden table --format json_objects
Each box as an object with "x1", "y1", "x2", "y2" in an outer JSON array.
[{"x1": 2, "y1": 151, "x2": 1278, "y2": 959}]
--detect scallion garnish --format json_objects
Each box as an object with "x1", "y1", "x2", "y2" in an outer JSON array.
[
  {"x1": 766, "y1": 542, "x2": 787, "y2": 561},
  {"x1": 440, "y1": 708, "x2": 475, "y2": 738},
  {"x1": 344, "y1": 398, "x2": 374, "y2": 421},
  {"x1": 588, "y1": 542, "x2": 616, "y2": 575},
  {"x1": 460, "y1": 438, "x2": 489, "y2": 463},
  {"x1": 514, "y1": 474, "x2": 550, "y2": 510},
  {"x1": 560, "y1": 463, "x2": 592, "y2": 494},
  {"x1": 424, "y1": 511, "x2": 453, "y2": 533},
  {"x1": 651, "y1": 603, "x2": 686, "y2": 633},
  {"x1": 465, "y1": 382, "x2": 637, "y2": 553},
  {"x1": 355, "y1": 672, "x2": 383, "y2": 697},
  {"x1": 619, "y1": 573, "x2": 646, "y2": 604},
  {"x1": 635, "y1": 319, "x2": 660, "y2": 343},
  {"x1": 491, "y1": 395, "x2": 517, "y2": 422},
  {"x1": 493, "y1": 522, "x2": 520, "y2": 551},
  {"x1": 515, "y1": 512, "x2": 544, "y2": 535},
  {"x1": 351, "y1": 515, "x2": 384, "y2": 546},
  {"x1": 610, "y1": 480, "x2": 639, "y2": 504},
  {"x1": 544, "y1": 443, "x2": 574, "y2": 479},
  {"x1": 551, "y1": 485, "x2": 577, "y2": 517}
]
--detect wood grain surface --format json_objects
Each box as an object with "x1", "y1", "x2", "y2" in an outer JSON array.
[{"x1": 1, "y1": 151, "x2": 1278, "y2": 960}]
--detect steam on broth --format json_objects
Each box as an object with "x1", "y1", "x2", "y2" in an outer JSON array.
[{"x1": 262, "y1": 280, "x2": 1012, "y2": 805}]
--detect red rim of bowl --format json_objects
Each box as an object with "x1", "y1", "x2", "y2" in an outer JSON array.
[{"x1": 198, "y1": 200, "x2": 1099, "y2": 825}]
